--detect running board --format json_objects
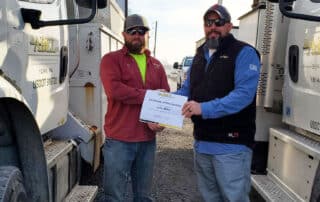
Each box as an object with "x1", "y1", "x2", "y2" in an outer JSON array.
[
  {"x1": 252, "y1": 127, "x2": 320, "y2": 202},
  {"x1": 251, "y1": 174, "x2": 294, "y2": 202},
  {"x1": 65, "y1": 185, "x2": 98, "y2": 202},
  {"x1": 45, "y1": 139, "x2": 97, "y2": 201}
]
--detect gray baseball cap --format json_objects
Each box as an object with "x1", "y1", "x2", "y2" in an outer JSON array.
[{"x1": 124, "y1": 14, "x2": 150, "y2": 31}]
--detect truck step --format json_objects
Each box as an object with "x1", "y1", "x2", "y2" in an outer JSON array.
[
  {"x1": 251, "y1": 175, "x2": 295, "y2": 202},
  {"x1": 44, "y1": 140, "x2": 74, "y2": 168},
  {"x1": 65, "y1": 185, "x2": 98, "y2": 202}
]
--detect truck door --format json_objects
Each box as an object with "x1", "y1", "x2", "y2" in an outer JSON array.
[
  {"x1": 16, "y1": 0, "x2": 69, "y2": 134},
  {"x1": 282, "y1": 0, "x2": 320, "y2": 136}
]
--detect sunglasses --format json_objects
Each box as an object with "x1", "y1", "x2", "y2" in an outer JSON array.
[
  {"x1": 204, "y1": 18, "x2": 227, "y2": 27},
  {"x1": 126, "y1": 28, "x2": 147, "y2": 36}
]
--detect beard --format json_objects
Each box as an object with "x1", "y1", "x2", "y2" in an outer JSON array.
[
  {"x1": 206, "y1": 38, "x2": 220, "y2": 49},
  {"x1": 125, "y1": 39, "x2": 145, "y2": 54},
  {"x1": 205, "y1": 30, "x2": 222, "y2": 49}
]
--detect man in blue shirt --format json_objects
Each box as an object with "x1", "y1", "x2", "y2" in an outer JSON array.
[{"x1": 175, "y1": 4, "x2": 260, "y2": 202}]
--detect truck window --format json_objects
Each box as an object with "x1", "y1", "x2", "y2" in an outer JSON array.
[
  {"x1": 184, "y1": 58, "x2": 193, "y2": 66},
  {"x1": 66, "y1": 0, "x2": 77, "y2": 19},
  {"x1": 19, "y1": 0, "x2": 55, "y2": 4},
  {"x1": 115, "y1": 0, "x2": 126, "y2": 13}
]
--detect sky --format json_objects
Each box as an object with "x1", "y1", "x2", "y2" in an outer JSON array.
[{"x1": 128, "y1": 0, "x2": 253, "y2": 66}]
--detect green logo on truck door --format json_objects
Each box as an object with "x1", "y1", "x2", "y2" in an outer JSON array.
[{"x1": 30, "y1": 37, "x2": 59, "y2": 53}]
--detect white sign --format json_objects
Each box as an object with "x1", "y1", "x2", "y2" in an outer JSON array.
[{"x1": 140, "y1": 90, "x2": 188, "y2": 129}]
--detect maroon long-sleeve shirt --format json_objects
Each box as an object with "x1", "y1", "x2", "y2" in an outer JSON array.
[{"x1": 100, "y1": 46, "x2": 170, "y2": 142}]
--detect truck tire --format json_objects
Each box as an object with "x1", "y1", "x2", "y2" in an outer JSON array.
[
  {"x1": 0, "y1": 166, "x2": 27, "y2": 202},
  {"x1": 0, "y1": 103, "x2": 14, "y2": 146}
]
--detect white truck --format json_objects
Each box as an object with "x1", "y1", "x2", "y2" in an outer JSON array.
[
  {"x1": 237, "y1": 0, "x2": 320, "y2": 201},
  {"x1": 0, "y1": 0, "x2": 125, "y2": 201},
  {"x1": 173, "y1": 56, "x2": 194, "y2": 89}
]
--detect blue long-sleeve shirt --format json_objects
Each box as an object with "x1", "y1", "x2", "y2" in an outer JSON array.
[{"x1": 175, "y1": 45, "x2": 261, "y2": 154}]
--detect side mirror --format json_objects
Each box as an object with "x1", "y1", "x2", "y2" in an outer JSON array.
[
  {"x1": 173, "y1": 62, "x2": 179, "y2": 69},
  {"x1": 98, "y1": 0, "x2": 107, "y2": 8},
  {"x1": 76, "y1": 0, "x2": 107, "y2": 8},
  {"x1": 279, "y1": 0, "x2": 320, "y2": 21},
  {"x1": 21, "y1": 0, "x2": 105, "y2": 29}
]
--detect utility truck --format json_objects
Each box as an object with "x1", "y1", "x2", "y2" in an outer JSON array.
[
  {"x1": 237, "y1": 0, "x2": 320, "y2": 201},
  {"x1": 0, "y1": 0, "x2": 125, "y2": 201}
]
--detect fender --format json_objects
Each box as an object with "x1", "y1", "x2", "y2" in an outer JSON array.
[{"x1": 0, "y1": 76, "x2": 33, "y2": 110}]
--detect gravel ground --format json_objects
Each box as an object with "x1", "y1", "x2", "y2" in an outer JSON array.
[
  {"x1": 151, "y1": 118, "x2": 202, "y2": 202},
  {"x1": 85, "y1": 118, "x2": 264, "y2": 202}
]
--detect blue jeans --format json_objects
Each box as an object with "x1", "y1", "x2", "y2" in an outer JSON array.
[
  {"x1": 103, "y1": 139, "x2": 156, "y2": 202},
  {"x1": 194, "y1": 149, "x2": 252, "y2": 202}
]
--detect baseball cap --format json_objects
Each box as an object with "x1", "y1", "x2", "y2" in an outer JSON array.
[
  {"x1": 203, "y1": 4, "x2": 231, "y2": 22},
  {"x1": 124, "y1": 14, "x2": 150, "y2": 31}
]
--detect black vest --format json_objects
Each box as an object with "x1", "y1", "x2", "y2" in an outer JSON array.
[{"x1": 190, "y1": 34, "x2": 258, "y2": 147}]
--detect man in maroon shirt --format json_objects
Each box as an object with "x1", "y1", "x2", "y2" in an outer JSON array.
[{"x1": 100, "y1": 14, "x2": 170, "y2": 201}]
